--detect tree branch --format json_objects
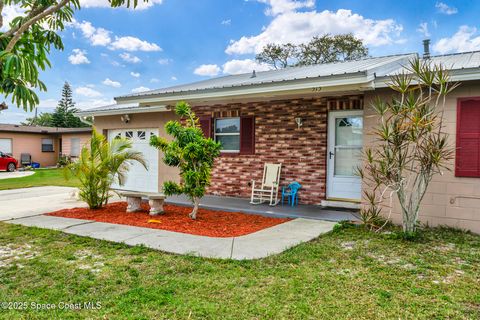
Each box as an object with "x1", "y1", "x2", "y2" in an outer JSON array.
[
  {"x1": 1, "y1": 4, "x2": 45, "y2": 39},
  {"x1": 4, "y1": 0, "x2": 71, "y2": 52}
]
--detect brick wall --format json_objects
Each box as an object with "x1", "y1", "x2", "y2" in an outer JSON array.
[{"x1": 192, "y1": 96, "x2": 362, "y2": 205}]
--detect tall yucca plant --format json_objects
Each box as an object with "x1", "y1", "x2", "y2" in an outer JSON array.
[
  {"x1": 359, "y1": 58, "x2": 458, "y2": 235},
  {"x1": 65, "y1": 129, "x2": 147, "y2": 209}
]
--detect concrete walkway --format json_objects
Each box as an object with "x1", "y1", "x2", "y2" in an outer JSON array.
[
  {"x1": 0, "y1": 186, "x2": 86, "y2": 220},
  {"x1": 0, "y1": 171, "x2": 35, "y2": 179},
  {"x1": 5, "y1": 215, "x2": 335, "y2": 259}
]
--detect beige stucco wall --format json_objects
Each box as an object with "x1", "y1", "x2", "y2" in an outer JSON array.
[
  {"x1": 60, "y1": 132, "x2": 91, "y2": 157},
  {"x1": 93, "y1": 112, "x2": 180, "y2": 192},
  {"x1": 0, "y1": 132, "x2": 59, "y2": 167},
  {"x1": 363, "y1": 81, "x2": 480, "y2": 234}
]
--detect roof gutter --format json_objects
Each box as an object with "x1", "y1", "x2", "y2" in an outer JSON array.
[
  {"x1": 114, "y1": 72, "x2": 372, "y2": 105},
  {"x1": 75, "y1": 105, "x2": 169, "y2": 118}
]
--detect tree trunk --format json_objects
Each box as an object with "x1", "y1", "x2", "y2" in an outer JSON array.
[{"x1": 189, "y1": 197, "x2": 200, "y2": 219}]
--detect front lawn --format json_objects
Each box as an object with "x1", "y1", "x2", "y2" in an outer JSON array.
[
  {"x1": 0, "y1": 168, "x2": 79, "y2": 190},
  {"x1": 0, "y1": 223, "x2": 478, "y2": 319}
]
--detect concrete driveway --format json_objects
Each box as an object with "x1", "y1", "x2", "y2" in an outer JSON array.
[
  {"x1": 0, "y1": 186, "x2": 86, "y2": 221},
  {"x1": 0, "y1": 171, "x2": 35, "y2": 179}
]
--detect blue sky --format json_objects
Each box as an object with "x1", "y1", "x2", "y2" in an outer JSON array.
[{"x1": 1, "y1": 0, "x2": 478, "y2": 123}]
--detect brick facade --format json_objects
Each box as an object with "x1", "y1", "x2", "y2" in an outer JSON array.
[{"x1": 193, "y1": 95, "x2": 363, "y2": 205}]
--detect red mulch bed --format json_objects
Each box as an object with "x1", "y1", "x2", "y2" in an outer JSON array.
[{"x1": 46, "y1": 202, "x2": 291, "y2": 237}]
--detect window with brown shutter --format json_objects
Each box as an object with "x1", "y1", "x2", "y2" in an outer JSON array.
[
  {"x1": 199, "y1": 117, "x2": 212, "y2": 138},
  {"x1": 456, "y1": 98, "x2": 480, "y2": 177},
  {"x1": 240, "y1": 116, "x2": 255, "y2": 155}
]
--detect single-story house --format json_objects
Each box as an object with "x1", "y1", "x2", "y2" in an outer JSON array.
[
  {"x1": 77, "y1": 49, "x2": 480, "y2": 233},
  {"x1": 0, "y1": 124, "x2": 92, "y2": 167}
]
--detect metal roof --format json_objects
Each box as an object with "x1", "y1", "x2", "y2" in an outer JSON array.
[
  {"x1": 384, "y1": 51, "x2": 480, "y2": 76},
  {"x1": 116, "y1": 53, "x2": 416, "y2": 100},
  {"x1": 0, "y1": 124, "x2": 92, "y2": 134}
]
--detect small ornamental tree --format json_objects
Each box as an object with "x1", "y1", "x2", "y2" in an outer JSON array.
[
  {"x1": 150, "y1": 101, "x2": 221, "y2": 219},
  {"x1": 359, "y1": 58, "x2": 457, "y2": 235}
]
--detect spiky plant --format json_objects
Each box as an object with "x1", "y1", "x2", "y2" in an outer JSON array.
[
  {"x1": 65, "y1": 129, "x2": 147, "y2": 209},
  {"x1": 359, "y1": 58, "x2": 457, "y2": 235}
]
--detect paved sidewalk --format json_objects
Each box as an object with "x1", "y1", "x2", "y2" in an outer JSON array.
[
  {"x1": 6, "y1": 215, "x2": 336, "y2": 260},
  {"x1": 0, "y1": 186, "x2": 86, "y2": 221},
  {"x1": 0, "y1": 171, "x2": 35, "y2": 179}
]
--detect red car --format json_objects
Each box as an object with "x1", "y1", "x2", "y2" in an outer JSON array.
[{"x1": 0, "y1": 152, "x2": 17, "y2": 172}]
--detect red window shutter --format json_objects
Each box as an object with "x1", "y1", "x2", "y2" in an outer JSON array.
[
  {"x1": 240, "y1": 116, "x2": 255, "y2": 155},
  {"x1": 456, "y1": 98, "x2": 480, "y2": 177},
  {"x1": 199, "y1": 117, "x2": 212, "y2": 138}
]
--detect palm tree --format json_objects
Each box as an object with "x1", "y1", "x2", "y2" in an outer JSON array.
[{"x1": 65, "y1": 129, "x2": 147, "y2": 209}]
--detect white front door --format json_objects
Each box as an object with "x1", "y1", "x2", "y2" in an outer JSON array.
[
  {"x1": 108, "y1": 129, "x2": 159, "y2": 193},
  {"x1": 327, "y1": 110, "x2": 363, "y2": 200}
]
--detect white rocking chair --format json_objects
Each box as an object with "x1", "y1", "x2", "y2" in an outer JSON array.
[{"x1": 250, "y1": 163, "x2": 282, "y2": 206}]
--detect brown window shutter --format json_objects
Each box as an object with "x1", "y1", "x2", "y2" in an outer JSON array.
[
  {"x1": 240, "y1": 116, "x2": 255, "y2": 155},
  {"x1": 199, "y1": 117, "x2": 212, "y2": 138},
  {"x1": 456, "y1": 98, "x2": 480, "y2": 177}
]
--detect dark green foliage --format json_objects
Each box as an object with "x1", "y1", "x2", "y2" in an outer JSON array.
[
  {"x1": 255, "y1": 33, "x2": 368, "y2": 69},
  {"x1": 150, "y1": 101, "x2": 221, "y2": 219},
  {"x1": 0, "y1": 0, "x2": 150, "y2": 111}
]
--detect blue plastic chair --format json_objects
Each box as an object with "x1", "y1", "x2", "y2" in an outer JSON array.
[{"x1": 281, "y1": 182, "x2": 302, "y2": 207}]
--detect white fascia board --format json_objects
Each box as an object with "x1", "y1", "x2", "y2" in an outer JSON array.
[
  {"x1": 75, "y1": 105, "x2": 169, "y2": 117},
  {"x1": 373, "y1": 67, "x2": 480, "y2": 88},
  {"x1": 115, "y1": 73, "x2": 371, "y2": 105}
]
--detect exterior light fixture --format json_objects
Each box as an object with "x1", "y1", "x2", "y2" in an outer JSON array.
[
  {"x1": 121, "y1": 114, "x2": 130, "y2": 124},
  {"x1": 295, "y1": 117, "x2": 303, "y2": 129}
]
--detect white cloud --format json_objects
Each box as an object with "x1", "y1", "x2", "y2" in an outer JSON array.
[
  {"x1": 68, "y1": 49, "x2": 90, "y2": 65},
  {"x1": 258, "y1": 0, "x2": 314, "y2": 16},
  {"x1": 131, "y1": 86, "x2": 151, "y2": 93},
  {"x1": 119, "y1": 52, "x2": 141, "y2": 63},
  {"x1": 226, "y1": 9, "x2": 403, "y2": 55},
  {"x1": 435, "y1": 2, "x2": 458, "y2": 15},
  {"x1": 222, "y1": 59, "x2": 273, "y2": 75},
  {"x1": 75, "y1": 86, "x2": 103, "y2": 98},
  {"x1": 433, "y1": 25, "x2": 480, "y2": 54},
  {"x1": 73, "y1": 21, "x2": 111, "y2": 46},
  {"x1": 158, "y1": 58, "x2": 171, "y2": 65},
  {"x1": 1, "y1": 5, "x2": 25, "y2": 32},
  {"x1": 221, "y1": 19, "x2": 231, "y2": 25},
  {"x1": 102, "y1": 78, "x2": 121, "y2": 88},
  {"x1": 150, "y1": 78, "x2": 160, "y2": 83},
  {"x1": 171, "y1": 76, "x2": 178, "y2": 81},
  {"x1": 110, "y1": 36, "x2": 161, "y2": 52},
  {"x1": 76, "y1": 98, "x2": 115, "y2": 110},
  {"x1": 130, "y1": 72, "x2": 141, "y2": 78},
  {"x1": 80, "y1": 0, "x2": 163, "y2": 10},
  {"x1": 72, "y1": 20, "x2": 160, "y2": 52},
  {"x1": 194, "y1": 64, "x2": 221, "y2": 76},
  {"x1": 417, "y1": 22, "x2": 430, "y2": 37}
]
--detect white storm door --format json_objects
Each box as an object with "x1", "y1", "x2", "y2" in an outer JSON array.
[
  {"x1": 326, "y1": 111, "x2": 363, "y2": 200},
  {"x1": 109, "y1": 129, "x2": 159, "y2": 193}
]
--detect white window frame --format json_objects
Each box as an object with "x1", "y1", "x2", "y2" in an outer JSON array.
[
  {"x1": 214, "y1": 117, "x2": 240, "y2": 153},
  {"x1": 41, "y1": 138, "x2": 54, "y2": 152}
]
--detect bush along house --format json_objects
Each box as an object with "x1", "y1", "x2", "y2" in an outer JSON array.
[{"x1": 77, "y1": 50, "x2": 480, "y2": 234}]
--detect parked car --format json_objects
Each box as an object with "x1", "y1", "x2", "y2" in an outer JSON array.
[{"x1": 0, "y1": 152, "x2": 17, "y2": 172}]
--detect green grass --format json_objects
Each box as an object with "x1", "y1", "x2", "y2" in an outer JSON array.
[
  {"x1": 0, "y1": 223, "x2": 478, "y2": 319},
  {"x1": 0, "y1": 168, "x2": 79, "y2": 190}
]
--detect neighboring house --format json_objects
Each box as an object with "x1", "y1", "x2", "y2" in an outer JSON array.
[
  {"x1": 77, "y1": 50, "x2": 480, "y2": 233},
  {"x1": 0, "y1": 124, "x2": 91, "y2": 167}
]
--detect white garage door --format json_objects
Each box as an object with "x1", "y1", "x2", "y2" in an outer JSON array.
[
  {"x1": 108, "y1": 129, "x2": 159, "y2": 193},
  {"x1": 0, "y1": 138, "x2": 12, "y2": 155}
]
